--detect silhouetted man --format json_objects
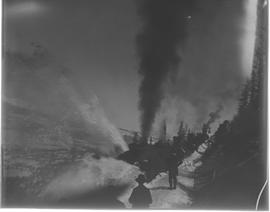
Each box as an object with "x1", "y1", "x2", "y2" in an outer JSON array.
[
  {"x1": 167, "y1": 152, "x2": 178, "y2": 189},
  {"x1": 128, "y1": 174, "x2": 152, "y2": 208}
]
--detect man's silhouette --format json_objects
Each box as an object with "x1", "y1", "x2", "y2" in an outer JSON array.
[
  {"x1": 128, "y1": 174, "x2": 152, "y2": 208},
  {"x1": 167, "y1": 152, "x2": 178, "y2": 189}
]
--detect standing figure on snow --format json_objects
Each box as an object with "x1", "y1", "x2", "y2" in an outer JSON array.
[
  {"x1": 128, "y1": 174, "x2": 152, "y2": 208},
  {"x1": 167, "y1": 152, "x2": 178, "y2": 189}
]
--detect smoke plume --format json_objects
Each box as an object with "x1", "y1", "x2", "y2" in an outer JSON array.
[
  {"x1": 136, "y1": 0, "x2": 195, "y2": 138},
  {"x1": 206, "y1": 105, "x2": 223, "y2": 128}
]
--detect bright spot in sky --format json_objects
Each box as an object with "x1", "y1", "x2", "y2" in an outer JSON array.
[
  {"x1": 6, "y1": 1, "x2": 47, "y2": 17},
  {"x1": 241, "y1": 0, "x2": 258, "y2": 77}
]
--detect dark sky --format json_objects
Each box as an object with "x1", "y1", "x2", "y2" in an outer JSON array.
[{"x1": 3, "y1": 0, "x2": 258, "y2": 133}]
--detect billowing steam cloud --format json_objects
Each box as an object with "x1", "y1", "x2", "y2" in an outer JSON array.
[
  {"x1": 136, "y1": 0, "x2": 195, "y2": 139},
  {"x1": 165, "y1": 0, "x2": 248, "y2": 131}
]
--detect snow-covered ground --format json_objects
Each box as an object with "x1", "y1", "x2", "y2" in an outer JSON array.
[
  {"x1": 119, "y1": 172, "x2": 193, "y2": 209},
  {"x1": 40, "y1": 154, "x2": 194, "y2": 208},
  {"x1": 2, "y1": 106, "x2": 210, "y2": 208},
  {"x1": 3, "y1": 147, "x2": 195, "y2": 208}
]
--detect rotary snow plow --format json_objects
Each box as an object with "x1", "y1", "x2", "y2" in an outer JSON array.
[{"x1": 118, "y1": 141, "x2": 184, "y2": 182}]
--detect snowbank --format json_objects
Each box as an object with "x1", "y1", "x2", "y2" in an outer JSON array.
[{"x1": 40, "y1": 155, "x2": 140, "y2": 202}]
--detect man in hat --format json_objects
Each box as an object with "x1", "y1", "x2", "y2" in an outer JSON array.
[{"x1": 128, "y1": 174, "x2": 152, "y2": 208}]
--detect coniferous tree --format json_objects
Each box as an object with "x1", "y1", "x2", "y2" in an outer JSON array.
[
  {"x1": 237, "y1": 79, "x2": 251, "y2": 115},
  {"x1": 177, "y1": 121, "x2": 186, "y2": 142}
]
